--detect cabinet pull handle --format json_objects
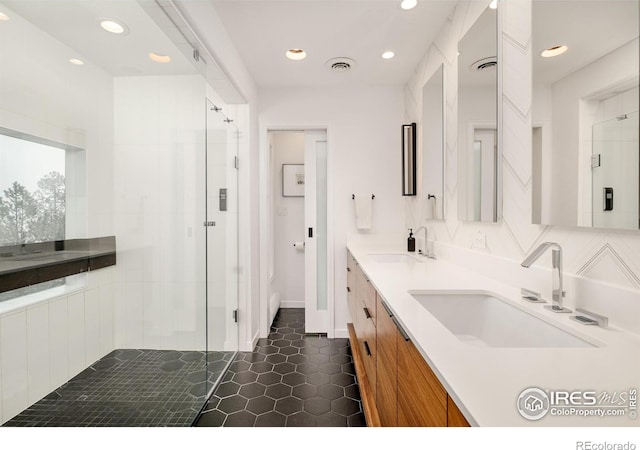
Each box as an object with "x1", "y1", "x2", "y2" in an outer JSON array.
[
  {"x1": 346, "y1": 286, "x2": 351, "y2": 293},
  {"x1": 392, "y1": 316, "x2": 410, "y2": 341},
  {"x1": 347, "y1": 267, "x2": 351, "y2": 272},
  {"x1": 380, "y1": 300, "x2": 393, "y2": 317},
  {"x1": 363, "y1": 307, "x2": 371, "y2": 319},
  {"x1": 363, "y1": 340, "x2": 371, "y2": 356}
]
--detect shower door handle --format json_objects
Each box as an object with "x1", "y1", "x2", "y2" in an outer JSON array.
[
  {"x1": 219, "y1": 188, "x2": 227, "y2": 211},
  {"x1": 308, "y1": 227, "x2": 313, "y2": 238}
]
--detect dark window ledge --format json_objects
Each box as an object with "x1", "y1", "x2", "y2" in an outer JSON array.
[{"x1": 0, "y1": 237, "x2": 116, "y2": 294}]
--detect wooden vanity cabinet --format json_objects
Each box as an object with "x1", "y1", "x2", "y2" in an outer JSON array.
[
  {"x1": 346, "y1": 252, "x2": 471, "y2": 428},
  {"x1": 447, "y1": 397, "x2": 471, "y2": 427},
  {"x1": 397, "y1": 335, "x2": 447, "y2": 426},
  {"x1": 375, "y1": 296, "x2": 398, "y2": 426},
  {"x1": 353, "y1": 262, "x2": 377, "y2": 401},
  {"x1": 346, "y1": 251, "x2": 357, "y2": 322}
]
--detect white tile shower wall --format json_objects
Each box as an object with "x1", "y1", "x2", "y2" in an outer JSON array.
[
  {"x1": 113, "y1": 75, "x2": 208, "y2": 351},
  {"x1": 0, "y1": 4, "x2": 115, "y2": 241},
  {"x1": 550, "y1": 39, "x2": 639, "y2": 227},
  {"x1": 404, "y1": 0, "x2": 640, "y2": 333},
  {"x1": 0, "y1": 267, "x2": 115, "y2": 425}
]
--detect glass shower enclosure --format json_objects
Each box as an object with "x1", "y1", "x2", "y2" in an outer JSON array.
[{"x1": 0, "y1": 0, "x2": 238, "y2": 426}]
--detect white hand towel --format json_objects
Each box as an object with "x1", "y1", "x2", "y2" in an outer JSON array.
[{"x1": 355, "y1": 196, "x2": 373, "y2": 230}]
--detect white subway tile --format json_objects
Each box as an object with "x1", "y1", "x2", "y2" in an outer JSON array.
[
  {"x1": 1, "y1": 311, "x2": 28, "y2": 421},
  {"x1": 0, "y1": 319, "x2": 2, "y2": 425},
  {"x1": 48, "y1": 297, "x2": 69, "y2": 390},
  {"x1": 84, "y1": 289, "x2": 101, "y2": 365},
  {"x1": 99, "y1": 282, "x2": 115, "y2": 356},
  {"x1": 125, "y1": 282, "x2": 144, "y2": 348},
  {"x1": 67, "y1": 293, "x2": 86, "y2": 378},
  {"x1": 26, "y1": 303, "x2": 50, "y2": 405}
]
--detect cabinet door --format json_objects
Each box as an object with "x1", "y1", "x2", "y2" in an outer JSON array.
[
  {"x1": 397, "y1": 333, "x2": 447, "y2": 426},
  {"x1": 447, "y1": 396, "x2": 471, "y2": 427},
  {"x1": 346, "y1": 251, "x2": 357, "y2": 322},
  {"x1": 376, "y1": 296, "x2": 397, "y2": 426},
  {"x1": 356, "y1": 299, "x2": 376, "y2": 397}
]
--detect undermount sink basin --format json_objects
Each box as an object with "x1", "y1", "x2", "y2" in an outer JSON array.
[
  {"x1": 409, "y1": 291, "x2": 596, "y2": 348},
  {"x1": 368, "y1": 253, "x2": 423, "y2": 263}
]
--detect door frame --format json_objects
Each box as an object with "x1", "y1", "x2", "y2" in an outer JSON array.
[{"x1": 259, "y1": 124, "x2": 335, "y2": 341}]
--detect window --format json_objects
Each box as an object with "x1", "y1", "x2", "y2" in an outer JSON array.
[{"x1": 0, "y1": 129, "x2": 70, "y2": 246}]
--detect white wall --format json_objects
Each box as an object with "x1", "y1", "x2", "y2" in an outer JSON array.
[
  {"x1": 271, "y1": 132, "x2": 305, "y2": 308},
  {"x1": 532, "y1": 83, "x2": 553, "y2": 225},
  {"x1": 0, "y1": 269, "x2": 115, "y2": 425},
  {"x1": 259, "y1": 85, "x2": 405, "y2": 337},
  {"x1": 0, "y1": 3, "x2": 114, "y2": 239},
  {"x1": 0, "y1": 5, "x2": 117, "y2": 424},
  {"x1": 405, "y1": 0, "x2": 640, "y2": 333},
  {"x1": 421, "y1": 70, "x2": 444, "y2": 219},
  {"x1": 457, "y1": 85, "x2": 497, "y2": 221},
  {"x1": 113, "y1": 75, "x2": 208, "y2": 351}
]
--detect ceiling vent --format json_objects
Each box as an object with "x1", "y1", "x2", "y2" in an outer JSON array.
[
  {"x1": 471, "y1": 56, "x2": 497, "y2": 71},
  {"x1": 325, "y1": 57, "x2": 356, "y2": 73}
]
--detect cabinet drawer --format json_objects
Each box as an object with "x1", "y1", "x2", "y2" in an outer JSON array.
[
  {"x1": 355, "y1": 298, "x2": 376, "y2": 397},
  {"x1": 376, "y1": 295, "x2": 398, "y2": 427},
  {"x1": 346, "y1": 252, "x2": 356, "y2": 322},
  {"x1": 356, "y1": 266, "x2": 376, "y2": 325}
]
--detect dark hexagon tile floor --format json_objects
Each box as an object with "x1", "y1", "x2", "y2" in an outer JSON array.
[
  {"x1": 4, "y1": 349, "x2": 234, "y2": 427},
  {"x1": 195, "y1": 308, "x2": 366, "y2": 427}
]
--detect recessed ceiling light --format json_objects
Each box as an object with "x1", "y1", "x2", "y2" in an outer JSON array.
[
  {"x1": 540, "y1": 45, "x2": 568, "y2": 58},
  {"x1": 286, "y1": 49, "x2": 307, "y2": 60},
  {"x1": 149, "y1": 52, "x2": 171, "y2": 63},
  {"x1": 401, "y1": 0, "x2": 417, "y2": 10},
  {"x1": 382, "y1": 51, "x2": 395, "y2": 60},
  {"x1": 0, "y1": 12, "x2": 9, "y2": 21},
  {"x1": 98, "y1": 18, "x2": 128, "y2": 35},
  {"x1": 69, "y1": 58, "x2": 84, "y2": 65},
  {"x1": 489, "y1": 0, "x2": 498, "y2": 10}
]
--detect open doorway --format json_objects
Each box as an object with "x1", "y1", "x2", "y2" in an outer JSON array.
[{"x1": 265, "y1": 129, "x2": 330, "y2": 337}]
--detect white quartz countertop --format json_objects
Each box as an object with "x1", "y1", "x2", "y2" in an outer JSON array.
[{"x1": 347, "y1": 240, "x2": 640, "y2": 427}]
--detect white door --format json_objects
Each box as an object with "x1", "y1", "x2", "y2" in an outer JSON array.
[{"x1": 304, "y1": 130, "x2": 328, "y2": 333}]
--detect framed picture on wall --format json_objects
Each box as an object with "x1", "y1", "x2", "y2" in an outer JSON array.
[{"x1": 282, "y1": 164, "x2": 305, "y2": 197}]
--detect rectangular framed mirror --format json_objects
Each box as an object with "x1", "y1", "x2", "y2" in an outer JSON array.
[
  {"x1": 457, "y1": 2, "x2": 500, "y2": 222},
  {"x1": 402, "y1": 122, "x2": 417, "y2": 196},
  {"x1": 532, "y1": 0, "x2": 639, "y2": 230},
  {"x1": 421, "y1": 64, "x2": 445, "y2": 219}
]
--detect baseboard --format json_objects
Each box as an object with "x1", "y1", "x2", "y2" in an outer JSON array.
[
  {"x1": 334, "y1": 328, "x2": 349, "y2": 339},
  {"x1": 280, "y1": 301, "x2": 304, "y2": 308},
  {"x1": 347, "y1": 322, "x2": 380, "y2": 427},
  {"x1": 245, "y1": 329, "x2": 260, "y2": 352}
]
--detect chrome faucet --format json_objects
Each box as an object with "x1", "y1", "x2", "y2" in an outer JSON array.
[
  {"x1": 521, "y1": 242, "x2": 571, "y2": 313},
  {"x1": 414, "y1": 226, "x2": 435, "y2": 259}
]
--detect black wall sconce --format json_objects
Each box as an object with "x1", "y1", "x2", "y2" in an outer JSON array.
[{"x1": 402, "y1": 122, "x2": 417, "y2": 196}]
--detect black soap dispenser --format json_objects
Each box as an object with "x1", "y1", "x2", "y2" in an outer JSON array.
[{"x1": 407, "y1": 229, "x2": 415, "y2": 252}]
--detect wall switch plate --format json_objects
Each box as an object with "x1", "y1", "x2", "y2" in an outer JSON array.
[{"x1": 473, "y1": 231, "x2": 487, "y2": 249}]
